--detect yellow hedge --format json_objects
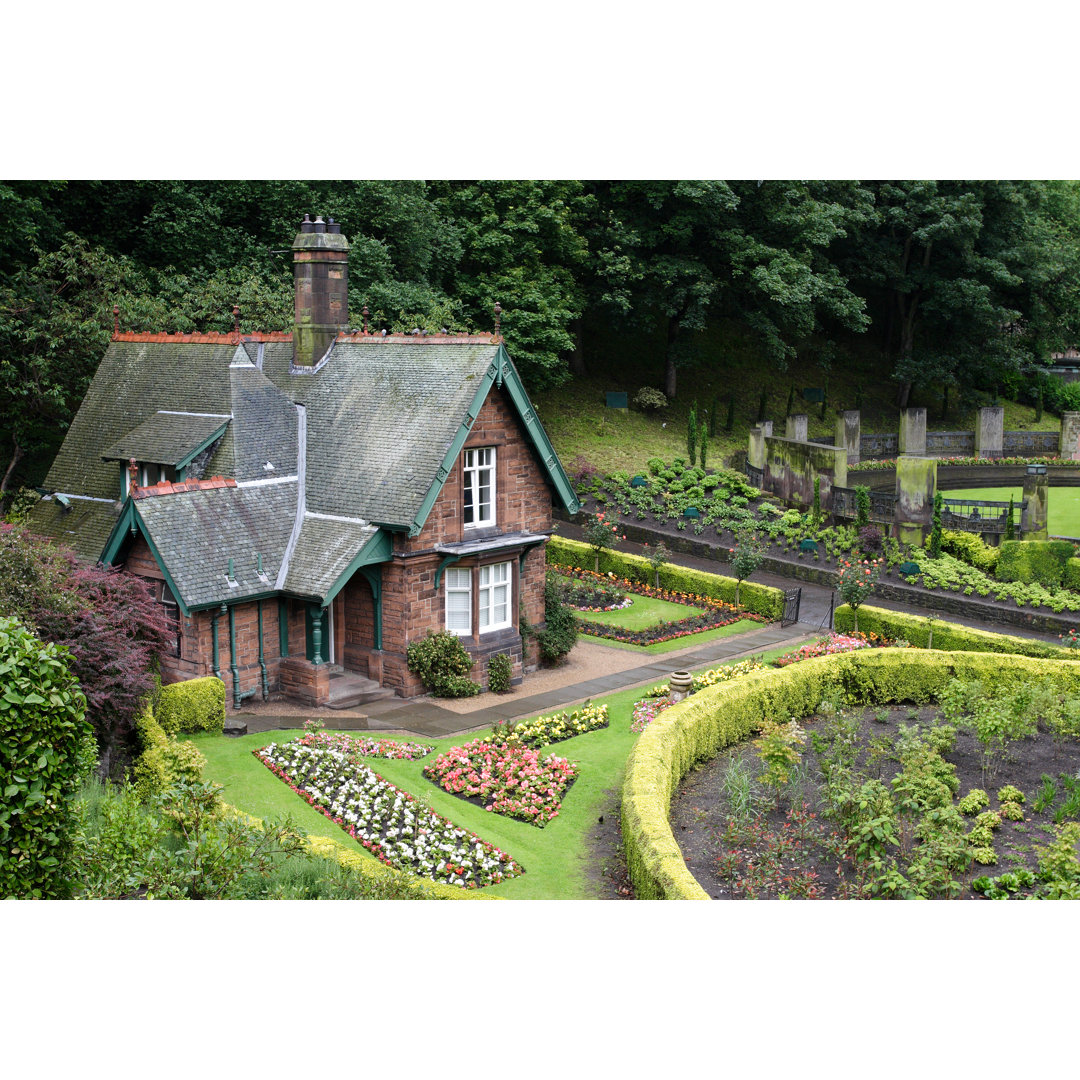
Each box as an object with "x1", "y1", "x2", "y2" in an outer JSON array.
[
  {"x1": 547, "y1": 536, "x2": 785, "y2": 619},
  {"x1": 621, "y1": 649, "x2": 1080, "y2": 900},
  {"x1": 157, "y1": 677, "x2": 226, "y2": 735},
  {"x1": 834, "y1": 604, "x2": 1075, "y2": 659}
]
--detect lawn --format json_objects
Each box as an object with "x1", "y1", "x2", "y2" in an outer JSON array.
[
  {"x1": 944, "y1": 485, "x2": 1080, "y2": 538},
  {"x1": 575, "y1": 593, "x2": 703, "y2": 630},
  {"x1": 192, "y1": 644, "x2": 796, "y2": 900}
]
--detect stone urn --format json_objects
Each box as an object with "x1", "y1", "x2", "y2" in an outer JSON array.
[{"x1": 669, "y1": 670, "x2": 693, "y2": 702}]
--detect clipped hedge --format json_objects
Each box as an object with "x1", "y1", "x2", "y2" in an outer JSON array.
[
  {"x1": 157, "y1": 677, "x2": 226, "y2": 735},
  {"x1": 1065, "y1": 558, "x2": 1080, "y2": 592},
  {"x1": 996, "y1": 540, "x2": 1075, "y2": 587},
  {"x1": 834, "y1": 603, "x2": 1075, "y2": 659},
  {"x1": 0, "y1": 616, "x2": 91, "y2": 899},
  {"x1": 621, "y1": 649, "x2": 1080, "y2": 900},
  {"x1": 130, "y1": 702, "x2": 207, "y2": 801},
  {"x1": 547, "y1": 536, "x2": 784, "y2": 620}
]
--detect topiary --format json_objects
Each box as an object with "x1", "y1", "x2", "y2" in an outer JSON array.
[{"x1": 407, "y1": 631, "x2": 481, "y2": 697}]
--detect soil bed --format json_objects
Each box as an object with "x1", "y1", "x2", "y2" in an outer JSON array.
[{"x1": 669, "y1": 701, "x2": 1080, "y2": 899}]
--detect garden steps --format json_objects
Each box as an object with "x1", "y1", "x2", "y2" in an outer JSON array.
[{"x1": 326, "y1": 670, "x2": 397, "y2": 710}]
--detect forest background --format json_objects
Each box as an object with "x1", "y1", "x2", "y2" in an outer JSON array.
[{"x1": 4, "y1": 179, "x2": 1080, "y2": 496}]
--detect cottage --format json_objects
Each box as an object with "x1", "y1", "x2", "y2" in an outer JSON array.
[{"x1": 28, "y1": 215, "x2": 580, "y2": 707}]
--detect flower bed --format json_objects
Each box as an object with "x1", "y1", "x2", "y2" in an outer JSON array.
[
  {"x1": 559, "y1": 566, "x2": 766, "y2": 646},
  {"x1": 631, "y1": 697, "x2": 675, "y2": 733},
  {"x1": 298, "y1": 730, "x2": 433, "y2": 761},
  {"x1": 424, "y1": 739, "x2": 577, "y2": 827},
  {"x1": 484, "y1": 704, "x2": 609, "y2": 749},
  {"x1": 642, "y1": 658, "x2": 763, "y2": 699},
  {"x1": 255, "y1": 741, "x2": 522, "y2": 888},
  {"x1": 773, "y1": 632, "x2": 876, "y2": 667},
  {"x1": 558, "y1": 573, "x2": 633, "y2": 612},
  {"x1": 850, "y1": 455, "x2": 1061, "y2": 472}
]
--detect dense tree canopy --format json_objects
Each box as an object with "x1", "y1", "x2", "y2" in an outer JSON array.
[{"x1": 3, "y1": 179, "x2": 1080, "y2": 491}]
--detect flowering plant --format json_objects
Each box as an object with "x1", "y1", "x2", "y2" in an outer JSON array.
[
  {"x1": 643, "y1": 657, "x2": 762, "y2": 698},
  {"x1": 255, "y1": 741, "x2": 522, "y2": 887},
  {"x1": 297, "y1": 730, "x2": 433, "y2": 761},
  {"x1": 631, "y1": 696, "x2": 675, "y2": 732},
  {"x1": 582, "y1": 511, "x2": 626, "y2": 570},
  {"x1": 424, "y1": 739, "x2": 577, "y2": 827},
  {"x1": 484, "y1": 704, "x2": 608, "y2": 749},
  {"x1": 837, "y1": 557, "x2": 881, "y2": 631},
  {"x1": 773, "y1": 633, "x2": 873, "y2": 667},
  {"x1": 1061, "y1": 628, "x2": 1080, "y2": 649}
]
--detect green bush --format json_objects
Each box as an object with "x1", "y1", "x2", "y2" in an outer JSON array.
[
  {"x1": 996, "y1": 540, "x2": 1075, "y2": 587},
  {"x1": 487, "y1": 653, "x2": 513, "y2": 694},
  {"x1": 156, "y1": 677, "x2": 226, "y2": 735},
  {"x1": 547, "y1": 536, "x2": 784, "y2": 620},
  {"x1": 834, "y1": 604, "x2": 1075, "y2": 660},
  {"x1": 536, "y1": 572, "x2": 578, "y2": 665},
  {"x1": 406, "y1": 631, "x2": 481, "y2": 697},
  {"x1": 130, "y1": 701, "x2": 207, "y2": 802},
  {"x1": 939, "y1": 530, "x2": 1000, "y2": 574},
  {"x1": 1064, "y1": 558, "x2": 1080, "y2": 592},
  {"x1": 0, "y1": 616, "x2": 92, "y2": 899}
]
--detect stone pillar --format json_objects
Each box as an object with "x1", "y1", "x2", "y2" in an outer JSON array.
[
  {"x1": 759, "y1": 420, "x2": 773, "y2": 437},
  {"x1": 1061, "y1": 412, "x2": 1080, "y2": 461},
  {"x1": 894, "y1": 456, "x2": 937, "y2": 547},
  {"x1": 1021, "y1": 465, "x2": 1049, "y2": 540},
  {"x1": 785, "y1": 414, "x2": 808, "y2": 442},
  {"x1": 898, "y1": 408, "x2": 926, "y2": 456},
  {"x1": 748, "y1": 427, "x2": 767, "y2": 470},
  {"x1": 974, "y1": 406, "x2": 1004, "y2": 459},
  {"x1": 836, "y1": 410, "x2": 861, "y2": 466}
]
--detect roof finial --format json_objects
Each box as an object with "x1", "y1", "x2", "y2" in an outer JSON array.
[
  {"x1": 492, "y1": 301, "x2": 502, "y2": 343},
  {"x1": 232, "y1": 305, "x2": 241, "y2": 338},
  {"x1": 362, "y1": 304, "x2": 369, "y2": 335},
  {"x1": 113, "y1": 305, "x2": 120, "y2": 338}
]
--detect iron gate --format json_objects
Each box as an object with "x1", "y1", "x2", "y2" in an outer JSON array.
[{"x1": 781, "y1": 587, "x2": 802, "y2": 628}]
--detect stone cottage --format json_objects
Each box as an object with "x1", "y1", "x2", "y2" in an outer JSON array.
[{"x1": 28, "y1": 215, "x2": 580, "y2": 707}]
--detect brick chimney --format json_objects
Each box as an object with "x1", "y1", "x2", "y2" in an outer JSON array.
[{"x1": 292, "y1": 214, "x2": 349, "y2": 367}]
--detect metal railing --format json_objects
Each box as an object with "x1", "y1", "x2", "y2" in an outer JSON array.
[
  {"x1": 833, "y1": 487, "x2": 897, "y2": 523},
  {"x1": 940, "y1": 497, "x2": 1027, "y2": 534}
]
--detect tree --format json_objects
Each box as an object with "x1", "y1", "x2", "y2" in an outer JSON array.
[
  {"x1": 837, "y1": 557, "x2": 882, "y2": 633},
  {"x1": 730, "y1": 529, "x2": 766, "y2": 608}
]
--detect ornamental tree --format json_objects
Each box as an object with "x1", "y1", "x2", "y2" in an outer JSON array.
[
  {"x1": 837, "y1": 557, "x2": 882, "y2": 633},
  {"x1": 730, "y1": 529, "x2": 766, "y2": 608},
  {"x1": 582, "y1": 510, "x2": 624, "y2": 572}
]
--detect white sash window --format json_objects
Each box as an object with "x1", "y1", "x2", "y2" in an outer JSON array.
[
  {"x1": 463, "y1": 447, "x2": 495, "y2": 528},
  {"x1": 478, "y1": 561, "x2": 512, "y2": 631},
  {"x1": 445, "y1": 567, "x2": 472, "y2": 635}
]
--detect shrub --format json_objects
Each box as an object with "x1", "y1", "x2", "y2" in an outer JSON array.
[
  {"x1": 940, "y1": 530, "x2": 999, "y2": 574},
  {"x1": 0, "y1": 527, "x2": 171, "y2": 773},
  {"x1": 156, "y1": 677, "x2": 226, "y2": 735},
  {"x1": 858, "y1": 524, "x2": 884, "y2": 556},
  {"x1": 1065, "y1": 558, "x2": 1080, "y2": 592},
  {"x1": 130, "y1": 701, "x2": 208, "y2": 802},
  {"x1": 996, "y1": 540, "x2": 1075, "y2": 587},
  {"x1": 957, "y1": 789, "x2": 989, "y2": 815},
  {"x1": 407, "y1": 631, "x2": 481, "y2": 697},
  {"x1": 0, "y1": 616, "x2": 92, "y2": 898},
  {"x1": 633, "y1": 387, "x2": 668, "y2": 412},
  {"x1": 536, "y1": 573, "x2": 578, "y2": 665},
  {"x1": 488, "y1": 653, "x2": 513, "y2": 694}
]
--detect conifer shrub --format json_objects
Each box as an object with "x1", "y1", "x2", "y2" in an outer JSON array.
[
  {"x1": 156, "y1": 677, "x2": 226, "y2": 735},
  {"x1": 536, "y1": 573, "x2": 578, "y2": 665},
  {"x1": 488, "y1": 653, "x2": 514, "y2": 694}
]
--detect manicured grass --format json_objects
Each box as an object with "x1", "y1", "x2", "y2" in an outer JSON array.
[
  {"x1": 944, "y1": 486, "x2": 1080, "y2": 538},
  {"x1": 578, "y1": 617, "x2": 768, "y2": 654},
  {"x1": 575, "y1": 593, "x2": 704, "y2": 630},
  {"x1": 191, "y1": 643, "x2": 796, "y2": 900}
]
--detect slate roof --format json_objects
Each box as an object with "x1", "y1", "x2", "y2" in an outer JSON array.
[
  {"x1": 134, "y1": 481, "x2": 297, "y2": 610},
  {"x1": 282, "y1": 514, "x2": 381, "y2": 601},
  {"x1": 29, "y1": 330, "x2": 577, "y2": 609},
  {"x1": 102, "y1": 411, "x2": 231, "y2": 467}
]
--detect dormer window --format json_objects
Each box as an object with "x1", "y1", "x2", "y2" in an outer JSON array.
[
  {"x1": 121, "y1": 462, "x2": 176, "y2": 498},
  {"x1": 463, "y1": 447, "x2": 495, "y2": 528}
]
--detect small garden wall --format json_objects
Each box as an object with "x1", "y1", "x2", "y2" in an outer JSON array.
[{"x1": 621, "y1": 650, "x2": 1080, "y2": 901}]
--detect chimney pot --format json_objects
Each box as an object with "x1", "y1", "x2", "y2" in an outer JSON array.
[
  {"x1": 327, "y1": 218, "x2": 341, "y2": 234},
  {"x1": 313, "y1": 216, "x2": 326, "y2": 233},
  {"x1": 300, "y1": 214, "x2": 315, "y2": 234}
]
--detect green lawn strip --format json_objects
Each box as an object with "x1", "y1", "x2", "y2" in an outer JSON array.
[
  {"x1": 945, "y1": 486, "x2": 1080, "y2": 537},
  {"x1": 578, "y1": 617, "x2": 767, "y2": 654},
  {"x1": 575, "y1": 593, "x2": 704, "y2": 630},
  {"x1": 191, "y1": 645, "x2": 798, "y2": 900}
]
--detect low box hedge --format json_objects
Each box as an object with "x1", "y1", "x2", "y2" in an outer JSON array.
[
  {"x1": 547, "y1": 536, "x2": 784, "y2": 620},
  {"x1": 621, "y1": 649, "x2": 1080, "y2": 900},
  {"x1": 833, "y1": 603, "x2": 1075, "y2": 659},
  {"x1": 157, "y1": 676, "x2": 226, "y2": 735},
  {"x1": 1065, "y1": 557, "x2": 1080, "y2": 592},
  {"x1": 996, "y1": 539, "x2": 1075, "y2": 587}
]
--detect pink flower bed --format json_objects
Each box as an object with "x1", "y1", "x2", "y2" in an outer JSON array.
[
  {"x1": 423, "y1": 739, "x2": 577, "y2": 827},
  {"x1": 773, "y1": 633, "x2": 872, "y2": 667}
]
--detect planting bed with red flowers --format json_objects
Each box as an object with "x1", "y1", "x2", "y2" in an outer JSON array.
[
  {"x1": 424, "y1": 739, "x2": 577, "y2": 827},
  {"x1": 557, "y1": 566, "x2": 767, "y2": 646}
]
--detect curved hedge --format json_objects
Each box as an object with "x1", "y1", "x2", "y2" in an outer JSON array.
[
  {"x1": 621, "y1": 650, "x2": 1080, "y2": 900},
  {"x1": 834, "y1": 603, "x2": 1075, "y2": 659},
  {"x1": 547, "y1": 536, "x2": 784, "y2": 620}
]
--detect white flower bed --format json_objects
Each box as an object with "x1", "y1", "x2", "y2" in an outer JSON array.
[{"x1": 256, "y1": 741, "x2": 524, "y2": 888}]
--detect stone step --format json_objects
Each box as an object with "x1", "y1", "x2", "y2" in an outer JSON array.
[{"x1": 326, "y1": 673, "x2": 396, "y2": 710}]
